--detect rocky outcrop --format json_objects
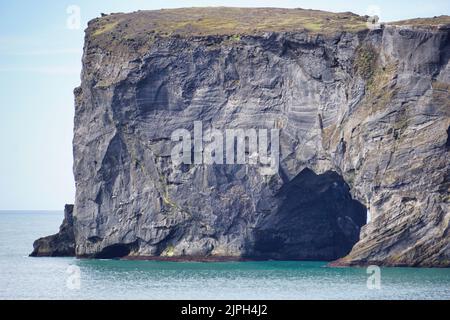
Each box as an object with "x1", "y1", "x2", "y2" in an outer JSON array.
[
  {"x1": 30, "y1": 205, "x2": 75, "y2": 257},
  {"x1": 33, "y1": 8, "x2": 450, "y2": 266}
]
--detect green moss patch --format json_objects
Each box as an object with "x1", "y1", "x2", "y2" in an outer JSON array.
[{"x1": 89, "y1": 7, "x2": 369, "y2": 39}]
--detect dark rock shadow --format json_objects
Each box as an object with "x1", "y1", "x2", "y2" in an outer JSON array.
[
  {"x1": 446, "y1": 125, "x2": 450, "y2": 149},
  {"x1": 244, "y1": 168, "x2": 367, "y2": 261},
  {"x1": 30, "y1": 204, "x2": 75, "y2": 257},
  {"x1": 92, "y1": 243, "x2": 136, "y2": 259}
]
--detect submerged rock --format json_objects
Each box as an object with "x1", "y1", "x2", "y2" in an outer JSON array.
[
  {"x1": 30, "y1": 205, "x2": 75, "y2": 257},
  {"x1": 33, "y1": 8, "x2": 450, "y2": 266}
]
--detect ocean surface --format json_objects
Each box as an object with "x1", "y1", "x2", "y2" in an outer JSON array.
[{"x1": 0, "y1": 211, "x2": 449, "y2": 300}]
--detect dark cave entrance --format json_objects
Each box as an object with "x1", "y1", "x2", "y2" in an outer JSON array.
[
  {"x1": 93, "y1": 243, "x2": 132, "y2": 259},
  {"x1": 245, "y1": 168, "x2": 367, "y2": 261}
]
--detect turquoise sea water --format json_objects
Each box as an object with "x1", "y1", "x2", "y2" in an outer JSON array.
[{"x1": 0, "y1": 211, "x2": 449, "y2": 300}]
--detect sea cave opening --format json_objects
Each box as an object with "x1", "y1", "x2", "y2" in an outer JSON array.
[
  {"x1": 245, "y1": 168, "x2": 367, "y2": 261},
  {"x1": 93, "y1": 243, "x2": 132, "y2": 259}
]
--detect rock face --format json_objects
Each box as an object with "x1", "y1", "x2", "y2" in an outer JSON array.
[
  {"x1": 30, "y1": 205, "x2": 75, "y2": 257},
  {"x1": 34, "y1": 8, "x2": 450, "y2": 266},
  {"x1": 249, "y1": 169, "x2": 366, "y2": 260}
]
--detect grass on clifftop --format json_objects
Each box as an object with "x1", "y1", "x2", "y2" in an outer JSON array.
[
  {"x1": 389, "y1": 15, "x2": 450, "y2": 28},
  {"x1": 89, "y1": 7, "x2": 369, "y2": 38},
  {"x1": 89, "y1": 9, "x2": 450, "y2": 40}
]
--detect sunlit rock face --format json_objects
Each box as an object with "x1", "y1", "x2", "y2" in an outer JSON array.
[{"x1": 36, "y1": 9, "x2": 450, "y2": 266}]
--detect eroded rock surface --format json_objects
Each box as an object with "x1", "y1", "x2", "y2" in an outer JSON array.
[
  {"x1": 248, "y1": 169, "x2": 367, "y2": 260},
  {"x1": 30, "y1": 205, "x2": 75, "y2": 257},
  {"x1": 33, "y1": 8, "x2": 450, "y2": 266}
]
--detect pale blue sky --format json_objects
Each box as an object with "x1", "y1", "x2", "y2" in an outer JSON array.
[{"x1": 0, "y1": 0, "x2": 449, "y2": 210}]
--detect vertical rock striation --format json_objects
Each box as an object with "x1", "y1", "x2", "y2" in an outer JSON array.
[{"x1": 331, "y1": 25, "x2": 450, "y2": 267}]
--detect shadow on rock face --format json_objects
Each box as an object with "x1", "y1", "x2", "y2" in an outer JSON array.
[
  {"x1": 92, "y1": 243, "x2": 134, "y2": 259},
  {"x1": 244, "y1": 168, "x2": 367, "y2": 261},
  {"x1": 446, "y1": 126, "x2": 450, "y2": 149}
]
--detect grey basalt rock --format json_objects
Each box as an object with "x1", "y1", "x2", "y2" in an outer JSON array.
[
  {"x1": 30, "y1": 205, "x2": 75, "y2": 257},
  {"x1": 33, "y1": 9, "x2": 450, "y2": 266}
]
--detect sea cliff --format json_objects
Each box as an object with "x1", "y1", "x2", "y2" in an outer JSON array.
[{"x1": 32, "y1": 8, "x2": 450, "y2": 267}]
